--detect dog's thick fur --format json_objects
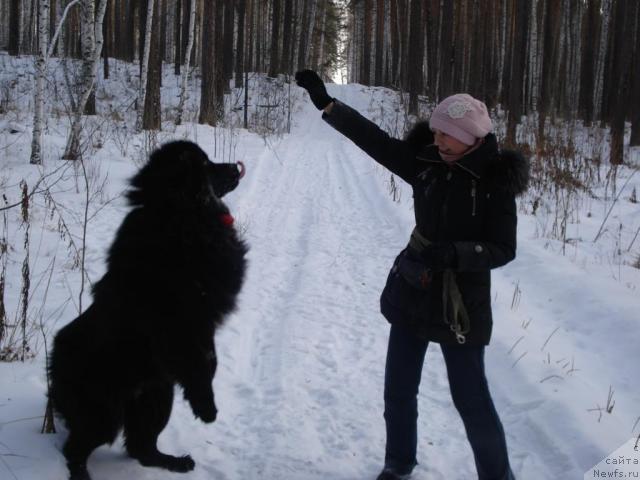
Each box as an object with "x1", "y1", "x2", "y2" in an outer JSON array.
[{"x1": 49, "y1": 141, "x2": 248, "y2": 480}]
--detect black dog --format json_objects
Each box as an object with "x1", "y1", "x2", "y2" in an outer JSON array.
[{"x1": 49, "y1": 141, "x2": 248, "y2": 480}]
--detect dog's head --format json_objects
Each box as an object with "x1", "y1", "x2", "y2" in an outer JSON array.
[{"x1": 127, "y1": 141, "x2": 245, "y2": 207}]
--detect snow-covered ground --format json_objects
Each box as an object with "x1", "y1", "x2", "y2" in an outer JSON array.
[{"x1": 1, "y1": 54, "x2": 639, "y2": 479}]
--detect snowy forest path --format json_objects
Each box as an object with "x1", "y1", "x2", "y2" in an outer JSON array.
[{"x1": 197, "y1": 97, "x2": 408, "y2": 479}]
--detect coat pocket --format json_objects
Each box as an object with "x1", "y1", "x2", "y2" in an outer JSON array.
[
  {"x1": 380, "y1": 250, "x2": 431, "y2": 323},
  {"x1": 396, "y1": 251, "x2": 432, "y2": 291}
]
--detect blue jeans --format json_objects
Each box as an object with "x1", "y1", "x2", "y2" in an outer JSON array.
[{"x1": 383, "y1": 324, "x2": 515, "y2": 479}]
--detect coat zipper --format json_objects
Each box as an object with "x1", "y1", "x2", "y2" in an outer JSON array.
[{"x1": 471, "y1": 179, "x2": 477, "y2": 216}]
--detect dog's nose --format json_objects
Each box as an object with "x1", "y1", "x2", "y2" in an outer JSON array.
[{"x1": 237, "y1": 161, "x2": 246, "y2": 179}]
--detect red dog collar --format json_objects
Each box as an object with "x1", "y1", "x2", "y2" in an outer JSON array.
[{"x1": 220, "y1": 213, "x2": 234, "y2": 227}]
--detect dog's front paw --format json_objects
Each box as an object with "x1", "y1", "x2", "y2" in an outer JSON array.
[
  {"x1": 195, "y1": 403, "x2": 217, "y2": 423},
  {"x1": 189, "y1": 397, "x2": 217, "y2": 423}
]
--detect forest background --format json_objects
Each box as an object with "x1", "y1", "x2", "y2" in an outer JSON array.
[{"x1": 0, "y1": 0, "x2": 638, "y2": 164}]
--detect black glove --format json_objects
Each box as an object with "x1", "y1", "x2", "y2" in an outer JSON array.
[
  {"x1": 421, "y1": 242, "x2": 458, "y2": 271},
  {"x1": 295, "y1": 70, "x2": 333, "y2": 110}
]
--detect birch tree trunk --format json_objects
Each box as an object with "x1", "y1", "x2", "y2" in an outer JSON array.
[
  {"x1": 176, "y1": 0, "x2": 196, "y2": 125},
  {"x1": 62, "y1": 0, "x2": 108, "y2": 161},
  {"x1": 30, "y1": 0, "x2": 50, "y2": 165},
  {"x1": 135, "y1": 0, "x2": 155, "y2": 132}
]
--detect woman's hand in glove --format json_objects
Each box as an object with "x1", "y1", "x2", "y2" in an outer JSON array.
[{"x1": 295, "y1": 70, "x2": 333, "y2": 111}]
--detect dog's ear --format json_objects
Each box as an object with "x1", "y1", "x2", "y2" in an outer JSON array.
[
  {"x1": 127, "y1": 141, "x2": 210, "y2": 206},
  {"x1": 176, "y1": 148, "x2": 210, "y2": 199},
  {"x1": 178, "y1": 147, "x2": 205, "y2": 166}
]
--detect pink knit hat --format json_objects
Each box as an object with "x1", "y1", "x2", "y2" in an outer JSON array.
[{"x1": 429, "y1": 94, "x2": 493, "y2": 146}]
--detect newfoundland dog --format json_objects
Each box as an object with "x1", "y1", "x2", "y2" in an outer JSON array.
[{"x1": 49, "y1": 141, "x2": 248, "y2": 480}]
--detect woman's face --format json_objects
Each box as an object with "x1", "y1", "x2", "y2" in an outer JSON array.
[{"x1": 432, "y1": 129, "x2": 471, "y2": 155}]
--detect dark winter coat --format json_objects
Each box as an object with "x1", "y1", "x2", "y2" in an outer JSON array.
[{"x1": 323, "y1": 100, "x2": 529, "y2": 345}]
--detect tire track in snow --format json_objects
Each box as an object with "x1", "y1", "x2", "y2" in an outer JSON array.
[{"x1": 222, "y1": 138, "x2": 320, "y2": 476}]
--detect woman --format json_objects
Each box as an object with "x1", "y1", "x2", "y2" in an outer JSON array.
[{"x1": 295, "y1": 70, "x2": 528, "y2": 480}]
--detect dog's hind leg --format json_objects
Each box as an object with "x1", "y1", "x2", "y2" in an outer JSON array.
[
  {"x1": 63, "y1": 427, "x2": 113, "y2": 480},
  {"x1": 124, "y1": 382, "x2": 196, "y2": 473}
]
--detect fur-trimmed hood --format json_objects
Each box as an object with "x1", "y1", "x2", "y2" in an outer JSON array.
[
  {"x1": 405, "y1": 120, "x2": 530, "y2": 196},
  {"x1": 486, "y1": 149, "x2": 529, "y2": 196},
  {"x1": 404, "y1": 120, "x2": 434, "y2": 150}
]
